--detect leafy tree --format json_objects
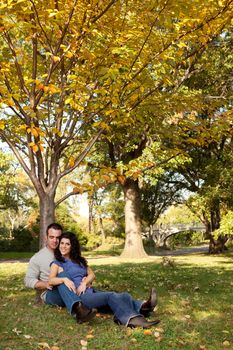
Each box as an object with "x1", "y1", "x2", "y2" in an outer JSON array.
[
  {"x1": 140, "y1": 172, "x2": 183, "y2": 246},
  {"x1": 0, "y1": 0, "x2": 232, "y2": 252}
]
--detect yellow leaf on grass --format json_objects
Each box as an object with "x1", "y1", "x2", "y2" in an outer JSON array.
[
  {"x1": 86, "y1": 334, "x2": 94, "y2": 339},
  {"x1": 144, "y1": 329, "x2": 152, "y2": 336},
  {"x1": 223, "y1": 340, "x2": 231, "y2": 348},
  {"x1": 38, "y1": 342, "x2": 50, "y2": 349}
]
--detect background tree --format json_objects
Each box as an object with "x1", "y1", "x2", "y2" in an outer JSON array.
[{"x1": 141, "y1": 172, "x2": 183, "y2": 247}]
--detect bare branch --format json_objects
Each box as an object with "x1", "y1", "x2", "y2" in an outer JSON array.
[
  {"x1": 55, "y1": 191, "x2": 78, "y2": 207},
  {"x1": 57, "y1": 127, "x2": 105, "y2": 184},
  {"x1": 91, "y1": 0, "x2": 118, "y2": 23},
  {"x1": 4, "y1": 32, "x2": 29, "y2": 96}
]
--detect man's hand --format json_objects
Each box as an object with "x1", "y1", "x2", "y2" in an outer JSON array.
[
  {"x1": 45, "y1": 281, "x2": 53, "y2": 290},
  {"x1": 81, "y1": 276, "x2": 92, "y2": 288}
]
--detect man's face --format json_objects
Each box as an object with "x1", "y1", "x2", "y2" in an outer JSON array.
[{"x1": 46, "y1": 228, "x2": 62, "y2": 251}]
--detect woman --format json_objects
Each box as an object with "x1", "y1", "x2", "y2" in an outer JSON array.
[{"x1": 48, "y1": 232, "x2": 160, "y2": 328}]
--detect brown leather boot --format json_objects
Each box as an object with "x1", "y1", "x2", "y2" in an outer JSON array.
[
  {"x1": 74, "y1": 303, "x2": 96, "y2": 323},
  {"x1": 140, "y1": 288, "x2": 157, "y2": 316},
  {"x1": 128, "y1": 315, "x2": 160, "y2": 328}
]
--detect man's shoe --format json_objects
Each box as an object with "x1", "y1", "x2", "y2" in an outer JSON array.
[
  {"x1": 128, "y1": 315, "x2": 160, "y2": 329},
  {"x1": 74, "y1": 303, "x2": 96, "y2": 324},
  {"x1": 140, "y1": 288, "x2": 157, "y2": 316}
]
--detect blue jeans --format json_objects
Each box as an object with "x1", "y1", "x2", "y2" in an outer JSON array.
[
  {"x1": 80, "y1": 291, "x2": 143, "y2": 326},
  {"x1": 45, "y1": 272, "x2": 81, "y2": 314},
  {"x1": 45, "y1": 272, "x2": 143, "y2": 324}
]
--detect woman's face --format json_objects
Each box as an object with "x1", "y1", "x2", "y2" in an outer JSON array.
[{"x1": 59, "y1": 238, "x2": 71, "y2": 258}]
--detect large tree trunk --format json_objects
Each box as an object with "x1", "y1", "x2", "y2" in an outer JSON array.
[
  {"x1": 121, "y1": 179, "x2": 147, "y2": 258},
  {"x1": 39, "y1": 193, "x2": 56, "y2": 247}
]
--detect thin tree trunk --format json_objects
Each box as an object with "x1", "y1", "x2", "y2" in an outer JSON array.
[
  {"x1": 88, "y1": 194, "x2": 94, "y2": 234},
  {"x1": 99, "y1": 216, "x2": 106, "y2": 245},
  {"x1": 121, "y1": 179, "x2": 147, "y2": 258},
  {"x1": 39, "y1": 194, "x2": 55, "y2": 247}
]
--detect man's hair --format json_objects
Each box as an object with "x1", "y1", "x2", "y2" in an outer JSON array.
[{"x1": 46, "y1": 223, "x2": 63, "y2": 236}]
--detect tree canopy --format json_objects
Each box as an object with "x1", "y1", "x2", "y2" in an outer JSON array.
[{"x1": 0, "y1": 0, "x2": 232, "y2": 251}]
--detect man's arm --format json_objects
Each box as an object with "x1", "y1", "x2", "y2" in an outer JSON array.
[{"x1": 24, "y1": 257, "x2": 49, "y2": 289}]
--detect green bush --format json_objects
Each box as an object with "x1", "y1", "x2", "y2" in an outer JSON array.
[
  {"x1": 0, "y1": 226, "x2": 35, "y2": 252},
  {"x1": 168, "y1": 230, "x2": 204, "y2": 247}
]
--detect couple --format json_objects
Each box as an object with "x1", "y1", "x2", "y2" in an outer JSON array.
[{"x1": 25, "y1": 223, "x2": 160, "y2": 328}]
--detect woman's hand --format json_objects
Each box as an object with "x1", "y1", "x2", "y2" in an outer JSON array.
[
  {"x1": 63, "y1": 277, "x2": 76, "y2": 293},
  {"x1": 76, "y1": 281, "x2": 87, "y2": 296}
]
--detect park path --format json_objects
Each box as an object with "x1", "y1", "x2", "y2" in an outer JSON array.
[{"x1": 153, "y1": 245, "x2": 209, "y2": 256}]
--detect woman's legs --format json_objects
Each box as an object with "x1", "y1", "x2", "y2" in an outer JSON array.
[
  {"x1": 45, "y1": 272, "x2": 81, "y2": 314},
  {"x1": 80, "y1": 291, "x2": 140, "y2": 326}
]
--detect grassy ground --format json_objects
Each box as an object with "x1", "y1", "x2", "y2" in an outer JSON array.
[{"x1": 0, "y1": 252, "x2": 233, "y2": 350}]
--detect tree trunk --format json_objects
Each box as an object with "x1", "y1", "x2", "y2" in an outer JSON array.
[
  {"x1": 202, "y1": 205, "x2": 228, "y2": 254},
  {"x1": 39, "y1": 194, "x2": 55, "y2": 248},
  {"x1": 121, "y1": 179, "x2": 147, "y2": 258},
  {"x1": 88, "y1": 194, "x2": 94, "y2": 234},
  {"x1": 99, "y1": 216, "x2": 106, "y2": 245},
  {"x1": 209, "y1": 234, "x2": 228, "y2": 254}
]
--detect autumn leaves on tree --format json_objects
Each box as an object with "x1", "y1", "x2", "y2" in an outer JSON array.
[{"x1": 0, "y1": 0, "x2": 232, "y2": 256}]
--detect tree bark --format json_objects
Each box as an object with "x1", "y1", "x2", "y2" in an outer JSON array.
[
  {"x1": 39, "y1": 193, "x2": 55, "y2": 247},
  {"x1": 121, "y1": 179, "x2": 147, "y2": 258},
  {"x1": 99, "y1": 216, "x2": 106, "y2": 245}
]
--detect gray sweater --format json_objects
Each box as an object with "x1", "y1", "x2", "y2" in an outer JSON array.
[{"x1": 24, "y1": 246, "x2": 54, "y2": 289}]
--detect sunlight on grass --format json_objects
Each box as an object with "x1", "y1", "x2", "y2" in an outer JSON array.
[
  {"x1": 194, "y1": 310, "x2": 221, "y2": 320},
  {"x1": 0, "y1": 253, "x2": 233, "y2": 349}
]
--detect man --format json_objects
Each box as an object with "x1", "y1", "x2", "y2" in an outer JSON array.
[{"x1": 24, "y1": 223, "x2": 96, "y2": 323}]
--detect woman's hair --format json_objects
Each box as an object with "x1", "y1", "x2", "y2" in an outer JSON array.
[{"x1": 54, "y1": 231, "x2": 87, "y2": 267}]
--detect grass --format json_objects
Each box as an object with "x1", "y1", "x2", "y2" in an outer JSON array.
[
  {"x1": 0, "y1": 251, "x2": 233, "y2": 350},
  {"x1": 0, "y1": 252, "x2": 34, "y2": 260}
]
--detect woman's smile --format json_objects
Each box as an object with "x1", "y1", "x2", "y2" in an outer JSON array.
[{"x1": 59, "y1": 238, "x2": 71, "y2": 257}]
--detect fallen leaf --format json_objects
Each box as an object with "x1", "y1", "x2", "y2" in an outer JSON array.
[
  {"x1": 154, "y1": 331, "x2": 160, "y2": 338},
  {"x1": 80, "y1": 339, "x2": 88, "y2": 346},
  {"x1": 51, "y1": 347, "x2": 60, "y2": 350},
  {"x1": 199, "y1": 345, "x2": 207, "y2": 350},
  {"x1": 177, "y1": 338, "x2": 186, "y2": 345},
  {"x1": 130, "y1": 338, "x2": 137, "y2": 343},
  {"x1": 23, "y1": 335, "x2": 32, "y2": 339},
  {"x1": 144, "y1": 329, "x2": 152, "y2": 336},
  {"x1": 154, "y1": 327, "x2": 164, "y2": 333},
  {"x1": 86, "y1": 334, "x2": 94, "y2": 339},
  {"x1": 12, "y1": 328, "x2": 22, "y2": 335},
  {"x1": 126, "y1": 329, "x2": 132, "y2": 336},
  {"x1": 223, "y1": 340, "x2": 231, "y2": 348},
  {"x1": 38, "y1": 342, "x2": 50, "y2": 349},
  {"x1": 184, "y1": 315, "x2": 191, "y2": 319}
]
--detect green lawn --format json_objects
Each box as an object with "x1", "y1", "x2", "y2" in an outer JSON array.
[{"x1": 0, "y1": 252, "x2": 233, "y2": 350}]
